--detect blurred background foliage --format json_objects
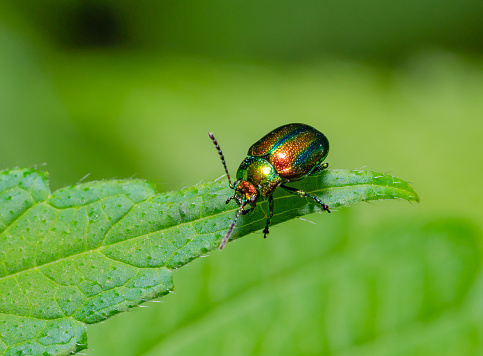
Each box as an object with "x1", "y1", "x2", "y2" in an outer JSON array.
[{"x1": 1, "y1": 1, "x2": 482, "y2": 355}]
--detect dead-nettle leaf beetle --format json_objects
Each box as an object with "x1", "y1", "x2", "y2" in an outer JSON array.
[{"x1": 209, "y1": 123, "x2": 330, "y2": 250}]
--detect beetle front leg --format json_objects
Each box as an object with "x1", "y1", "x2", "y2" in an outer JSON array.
[
  {"x1": 281, "y1": 185, "x2": 330, "y2": 213},
  {"x1": 242, "y1": 207, "x2": 254, "y2": 215},
  {"x1": 226, "y1": 196, "x2": 236, "y2": 204},
  {"x1": 263, "y1": 195, "x2": 274, "y2": 238}
]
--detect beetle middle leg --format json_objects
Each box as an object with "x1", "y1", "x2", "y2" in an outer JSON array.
[
  {"x1": 263, "y1": 195, "x2": 274, "y2": 238},
  {"x1": 281, "y1": 185, "x2": 330, "y2": 213}
]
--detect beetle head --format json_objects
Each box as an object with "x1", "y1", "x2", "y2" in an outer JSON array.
[
  {"x1": 234, "y1": 179, "x2": 259, "y2": 207},
  {"x1": 218, "y1": 180, "x2": 259, "y2": 250}
]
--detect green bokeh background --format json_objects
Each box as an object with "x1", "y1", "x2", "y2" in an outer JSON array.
[{"x1": 1, "y1": 1, "x2": 482, "y2": 355}]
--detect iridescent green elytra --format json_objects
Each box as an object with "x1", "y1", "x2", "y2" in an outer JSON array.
[{"x1": 209, "y1": 123, "x2": 330, "y2": 250}]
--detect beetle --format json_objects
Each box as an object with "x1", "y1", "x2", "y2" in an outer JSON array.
[{"x1": 209, "y1": 123, "x2": 330, "y2": 250}]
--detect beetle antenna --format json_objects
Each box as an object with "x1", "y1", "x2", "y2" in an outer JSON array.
[
  {"x1": 208, "y1": 132, "x2": 234, "y2": 188},
  {"x1": 219, "y1": 202, "x2": 246, "y2": 250}
]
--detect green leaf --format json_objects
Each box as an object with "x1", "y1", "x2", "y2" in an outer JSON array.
[
  {"x1": 131, "y1": 217, "x2": 481, "y2": 356},
  {"x1": 0, "y1": 167, "x2": 419, "y2": 356}
]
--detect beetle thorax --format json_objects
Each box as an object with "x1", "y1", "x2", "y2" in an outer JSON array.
[{"x1": 236, "y1": 156, "x2": 282, "y2": 197}]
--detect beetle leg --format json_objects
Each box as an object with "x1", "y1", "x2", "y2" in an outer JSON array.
[
  {"x1": 226, "y1": 196, "x2": 236, "y2": 204},
  {"x1": 281, "y1": 185, "x2": 330, "y2": 213},
  {"x1": 263, "y1": 195, "x2": 274, "y2": 238},
  {"x1": 312, "y1": 162, "x2": 329, "y2": 174},
  {"x1": 242, "y1": 207, "x2": 254, "y2": 215}
]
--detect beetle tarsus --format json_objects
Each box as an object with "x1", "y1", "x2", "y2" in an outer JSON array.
[
  {"x1": 313, "y1": 162, "x2": 329, "y2": 174},
  {"x1": 242, "y1": 207, "x2": 254, "y2": 215},
  {"x1": 263, "y1": 227, "x2": 269, "y2": 238}
]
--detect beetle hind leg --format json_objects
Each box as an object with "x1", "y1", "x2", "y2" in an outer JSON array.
[
  {"x1": 281, "y1": 184, "x2": 330, "y2": 213},
  {"x1": 311, "y1": 162, "x2": 329, "y2": 175}
]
